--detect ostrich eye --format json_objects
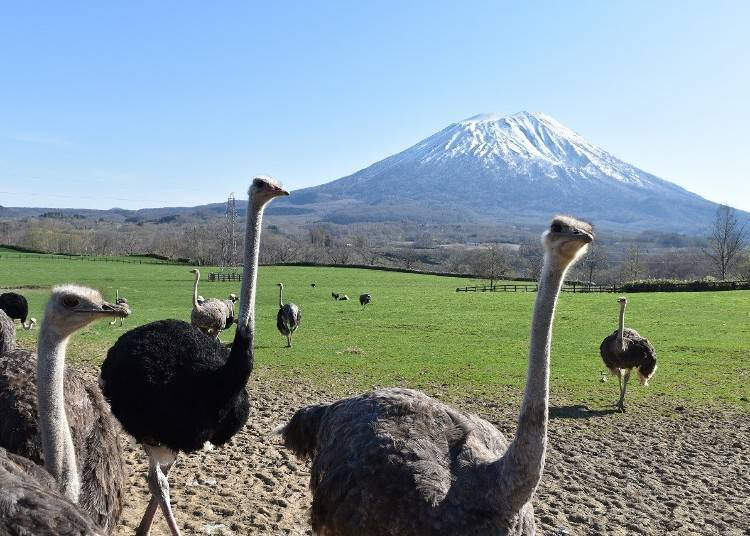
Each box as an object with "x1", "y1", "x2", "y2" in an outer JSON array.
[
  {"x1": 61, "y1": 296, "x2": 80, "y2": 308},
  {"x1": 550, "y1": 223, "x2": 563, "y2": 233}
]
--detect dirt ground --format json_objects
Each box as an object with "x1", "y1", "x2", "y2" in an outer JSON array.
[{"x1": 113, "y1": 376, "x2": 750, "y2": 536}]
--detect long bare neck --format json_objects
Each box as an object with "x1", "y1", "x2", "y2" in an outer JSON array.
[
  {"x1": 237, "y1": 200, "x2": 263, "y2": 334},
  {"x1": 491, "y1": 253, "x2": 567, "y2": 511},
  {"x1": 192, "y1": 271, "x2": 200, "y2": 309},
  {"x1": 37, "y1": 324, "x2": 80, "y2": 503},
  {"x1": 278, "y1": 285, "x2": 284, "y2": 308},
  {"x1": 617, "y1": 304, "x2": 626, "y2": 351}
]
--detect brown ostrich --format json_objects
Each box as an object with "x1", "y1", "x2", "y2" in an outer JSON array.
[{"x1": 278, "y1": 215, "x2": 593, "y2": 535}]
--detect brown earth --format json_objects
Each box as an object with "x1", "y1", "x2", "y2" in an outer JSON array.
[{"x1": 113, "y1": 375, "x2": 750, "y2": 536}]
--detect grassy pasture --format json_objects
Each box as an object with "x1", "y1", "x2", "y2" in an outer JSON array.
[{"x1": 1, "y1": 252, "x2": 748, "y2": 410}]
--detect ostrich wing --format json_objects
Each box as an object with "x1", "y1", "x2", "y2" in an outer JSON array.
[
  {"x1": 0, "y1": 447, "x2": 103, "y2": 535},
  {"x1": 0, "y1": 349, "x2": 124, "y2": 532}
]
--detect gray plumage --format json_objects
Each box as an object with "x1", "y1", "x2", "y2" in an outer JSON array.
[
  {"x1": 0, "y1": 309, "x2": 15, "y2": 354},
  {"x1": 359, "y1": 293, "x2": 372, "y2": 306},
  {"x1": 190, "y1": 269, "x2": 227, "y2": 337},
  {"x1": 599, "y1": 297, "x2": 657, "y2": 412},
  {"x1": 0, "y1": 286, "x2": 130, "y2": 533},
  {"x1": 279, "y1": 215, "x2": 594, "y2": 536},
  {"x1": 0, "y1": 446, "x2": 103, "y2": 535},
  {"x1": 277, "y1": 283, "x2": 301, "y2": 348}
]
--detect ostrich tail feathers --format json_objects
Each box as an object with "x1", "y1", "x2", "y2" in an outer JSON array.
[{"x1": 280, "y1": 404, "x2": 328, "y2": 460}]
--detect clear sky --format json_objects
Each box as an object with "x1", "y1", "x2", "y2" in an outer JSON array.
[{"x1": 1, "y1": 1, "x2": 748, "y2": 211}]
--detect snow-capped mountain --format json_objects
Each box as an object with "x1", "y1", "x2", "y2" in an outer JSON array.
[{"x1": 279, "y1": 111, "x2": 727, "y2": 231}]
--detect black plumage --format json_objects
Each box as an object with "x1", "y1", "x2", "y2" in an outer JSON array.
[
  {"x1": 359, "y1": 293, "x2": 372, "y2": 306},
  {"x1": 100, "y1": 319, "x2": 251, "y2": 453},
  {"x1": 0, "y1": 447, "x2": 103, "y2": 536},
  {"x1": 600, "y1": 328, "x2": 657, "y2": 379},
  {"x1": 0, "y1": 292, "x2": 29, "y2": 324}
]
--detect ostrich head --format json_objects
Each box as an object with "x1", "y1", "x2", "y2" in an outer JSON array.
[
  {"x1": 617, "y1": 296, "x2": 627, "y2": 305},
  {"x1": 276, "y1": 283, "x2": 284, "y2": 288},
  {"x1": 190, "y1": 268, "x2": 200, "y2": 275},
  {"x1": 542, "y1": 215, "x2": 594, "y2": 269},
  {"x1": 43, "y1": 285, "x2": 130, "y2": 337},
  {"x1": 250, "y1": 175, "x2": 289, "y2": 206},
  {"x1": 228, "y1": 293, "x2": 238, "y2": 303}
]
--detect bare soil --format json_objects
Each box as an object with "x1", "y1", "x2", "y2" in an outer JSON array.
[{"x1": 113, "y1": 376, "x2": 750, "y2": 536}]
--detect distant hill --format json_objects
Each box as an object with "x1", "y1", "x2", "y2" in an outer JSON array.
[
  {"x1": 2, "y1": 111, "x2": 744, "y2": 234},
  {"x1": 274, "y1": 111, "x2": 738, "y2": 232}
]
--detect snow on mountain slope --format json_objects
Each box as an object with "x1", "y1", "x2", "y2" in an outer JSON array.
[{"x1": 281, "y1": 111, "x2": 728, "y2": 232}]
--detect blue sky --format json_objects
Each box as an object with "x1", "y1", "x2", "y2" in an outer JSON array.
[{"x1": 1, "y1": 1, "x2": 748, "y2": 211}]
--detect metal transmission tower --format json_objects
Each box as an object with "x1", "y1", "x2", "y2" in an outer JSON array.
[{"x1": 220, "y1": 193, "x2": 240, "y2": 272}]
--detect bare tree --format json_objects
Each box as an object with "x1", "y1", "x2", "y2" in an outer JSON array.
[
  {"x1": 620, "y1": 244, "x2": 646, "y2": 281},
  {"x1": 578, "y1": 244, "x2": 608, "y2": 285},
  {"x1": 704, "y1": 205, "x2": 748, "y2": 280},
  {"x1": 518, "y1": 238, "x2": 544, "y2": 280},
  {"x1": 472, "y1": 244, "x2": 512, "y2": 288}
]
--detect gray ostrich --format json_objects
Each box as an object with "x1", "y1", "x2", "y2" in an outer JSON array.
[
  {"x1": 359, "y1": 293, "x2": 372, "y2": 306},
  {"x1": 599, "y1": 297, "x2": 657, "y2": 412},
  {"x1": 278, "y1": 215, "x2": 593, "y2": 535},
  {"x1": 277, "y1": 283, "x2": 301, "y2": 347},
  {"x1": 0, "y1": 286, "x2": 130, "y2": 533},
  {"x1": 108, "y1": 289, "x2": 129, "y2": 327},
  {"x1": 1, "y1": 446, "x2": 104, "y2": 535},
  {"x1": 221, "y1": 293, "x2": 239, "y2": 329},
  {"x1": 0, "y1": 309, "x2": 14, "y2": 354},
  {"x1": 190, "y1": 268, "x2": 227, "y2": 337}
]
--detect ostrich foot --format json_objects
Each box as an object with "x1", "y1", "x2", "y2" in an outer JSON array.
[{"x1": 616, "y1": 402, "x2": 626, "y2": 413}]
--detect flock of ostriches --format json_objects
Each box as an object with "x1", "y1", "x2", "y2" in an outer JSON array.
[{"x1": 0, "y1": 176, "x2": 658, "y2": 536}]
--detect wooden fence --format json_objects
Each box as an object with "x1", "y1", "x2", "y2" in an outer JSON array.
[
  {"x1": 456, "y1": 283, "x2": 619, "y2": 293},
  {"x1": 208, "y1": 272, "x2": 242, "y2": 282}
]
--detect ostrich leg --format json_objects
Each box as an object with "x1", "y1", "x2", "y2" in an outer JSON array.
[
  {"x1": 618, "y1": 370, "x2": 632, "y2": 413},
  {"x1": 137, "y1": 446, "x2": 180, "y2": 536}
]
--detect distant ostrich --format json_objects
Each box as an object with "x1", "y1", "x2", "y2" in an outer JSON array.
[
  {"x1": 278, "y1": 215, "x2": 593, "y2": 535},
  {"x1": 331, "y1": 292, "x2": 339, "y2": 300},
  {"x1": 0, "y1": 291, "x2": 36, "y2": 329},
  {"x1": 338, "y1": 294, "x2": 349, "y2": 301},
  {"x1": 359, "y1": 293, "x2": 372, "y2": 306},
  {"x1": 100, "y1": 177, "x2": 287, "y2": 536},
  {"x1": 189, "y1": 268, "x2": 227, "y2": 337},
  {"x1": 109, "y1": 289, "x2": 129, "y2": 327},
  {"x1": 599, "y1": 297, "x2": 657, "y2": 412},
  {"x1": 277, "y1": 283, "x2": 302, "y2": 348},
  {"x1": 311, "y1": 283, "x2": 316, "y2": 288},
  {"x1": 0, "y1": 286, "x2": 130, "y2": 533},
  {"x1": 0, "y1": 446, "x2": 104, "y2": 535},
  {"x1": 220, "y1": 293, "x2": 239, "y2": 329},
  {"x1": 0, "y1": 309, "x2": 14, "y2": 354}
]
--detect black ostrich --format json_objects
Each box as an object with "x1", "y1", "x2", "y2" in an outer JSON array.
[
  {"x1": 359, "y1": 293, "x2": 372, "y2": 306},
  {"x1": 599, "y1": 296, "x2": 657, "y2": 412},
  {"x1": 0, "y1": 292, "x2": 36, "y2": 330},
  {"x1": 99, "y1": 177, "x2": 288, "y2": 536}
]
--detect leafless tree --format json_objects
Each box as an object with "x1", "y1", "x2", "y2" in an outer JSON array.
[
  {"x1": 704, "y1": 205, "x2": 748, "y2": 280},
  {"x1": 578, "y1": 243, "x2": 608, "y2": 284},
  {"x1": 620, "y1": 244, "x2": 645, "y2": 281},
  {"x1": 472, "y1": 244, "x2": 512, "y2": 288}
]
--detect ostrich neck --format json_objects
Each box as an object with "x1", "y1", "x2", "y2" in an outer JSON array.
[
  {"x1": 490, "y1": 254, "x2": 566, "y2": 511},
  {"x1": 278, "y1": 285, "x2": 283, "y2": 308},
  {"x1": 617, "y1": 304, "x2": 626, "y2": 351},
  {"x1": 192, "y1": 271, "x2": 200, "y2": 309},
  {"x1": 37, "y1": 327, "x2": 80, "y2": 503}
]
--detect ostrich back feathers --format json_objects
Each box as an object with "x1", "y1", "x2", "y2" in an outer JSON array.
[
  {"x1": 100, "y1": 319, "x2": 251, "y2": 453},
  {"x1": 600, "y1": 329, "x2": 657, "y2": 380},
  {"x1": 282, "y1": 387, "x2": 535, "y2": 535},
  {"x1": 0, "y1": 349, "x2": 124, "y2": 533},
  {"x1": 0, "y1": 310, "x2": 15, "y2": 354},
  {"x1": 0, "y1": 447, "x2": 103, "y2": 535},
  {"x1": 0, "y1": 292, "x2": 29, "y2": 324}
]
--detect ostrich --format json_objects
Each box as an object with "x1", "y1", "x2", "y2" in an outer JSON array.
[
  {"x1": 0, "y1": 291, "x2": 36, "y2": 330},
  {"x1": 222, "y1": 293, "x2": 239, "y2": 329},
  {"x1": 0, "y1": 446, "x2": 104, "y2": 535},
  {"x1": 189, "y1": 268, "x2": 227, "y2": 337},
  {"x1": 278, "y1": 215, "x2": 593, "y2": 535},
  {"x1": 100, "y1": 176, "x2": 287, "y2": 536},
  {"x1": 0, "y1": 286, "x2": 130, "y2": 533},
  {"x1": 331, "y1": 292, "x2": 339, "y2": 300},
  {"x1": 359, "y1": 293, "x2": 372, "y2": 306},
  {"x1": 311, "y1": 283, "x2": 316, "y2": 288},
  {"x1": 338, "y1": 294, "x2": 349, "y2": 301},
  {"x1": 0, "y1": 309, "x2": 14, "y2": 354},
  {"x1": 599, "y1": 297, "x2": 657, "y2": 412},
  {"x1": 109, "y1": 289, "x2": 129, "y2": 327},
  {"x1": 277, "y1": 283, "x2": 301, "y2": 348}
]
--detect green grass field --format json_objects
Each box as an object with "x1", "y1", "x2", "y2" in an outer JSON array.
[{"x1": 1, "y1": 252, "x2": 748, "y2": 410}]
